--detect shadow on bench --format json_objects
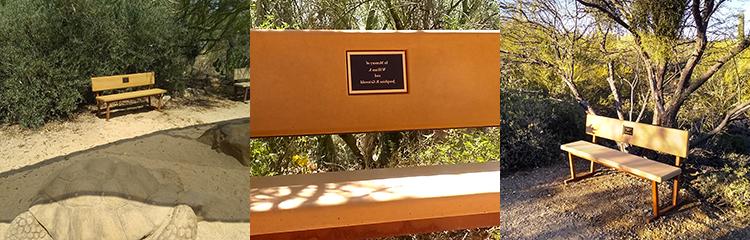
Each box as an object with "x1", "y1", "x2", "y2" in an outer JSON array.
[{"x1": 249, "y1": 162, "x2": 500, "y2": 240}]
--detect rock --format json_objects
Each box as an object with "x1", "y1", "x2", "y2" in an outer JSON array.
[
  {"x1": 197, "y1": 121, "x2": 250, "y2": 166},
  {"x1": 5, "y1": 158, "x2": 198, "y2": 240}
]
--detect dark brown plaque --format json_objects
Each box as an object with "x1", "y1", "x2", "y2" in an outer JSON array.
[{"x1": 347, "y1": 51, "x2": 408, "y2": 94}]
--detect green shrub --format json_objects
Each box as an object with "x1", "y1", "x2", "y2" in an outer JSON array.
[
  {"x1": 0, "y1": 0, "x2": 192, "y2": 127},
  {"x1": 692, "y1": 153, "x2": 750, "y2": 213},
  {"x1": 500, "y1": 89, "x2": 586, "y2": 172},
  {"x1": 249, "y1": 137, "x2": 319, "y2": 176},
  {"x1": 412, "y1": 128, "x2": 500, "y2": 165}
]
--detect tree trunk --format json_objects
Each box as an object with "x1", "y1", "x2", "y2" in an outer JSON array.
[
  {"x1": 376, "y1": 132, "x2": 402, "y2": 168},
  {"x1": 317, "y1": 135, "x2": 337, "y2": 168},
  {"x1": 339, "y1": 134, "x2": 366, "y2": 169},
  {"x1": 606, "y1": 61, "x2": 624, "y2": 120}
]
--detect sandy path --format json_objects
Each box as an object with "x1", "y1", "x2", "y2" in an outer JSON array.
[
  {"x1": 0, "y1": 120, "x2": 249, "y2": 239},
  {"x1": 500, "y1": 163, "x2": 749, "y2": 239},
  {"x1": 0, "y1": 97, "x2": 249, "y2": 173}
]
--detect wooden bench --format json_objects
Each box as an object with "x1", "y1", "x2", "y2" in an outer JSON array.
[
  {"x1": 233, "y1": 68, "x2": 250, "y2": 102},
  {"x1": 561, "y1": 114, "x2": 688, "y2": 222},
  {"x1": 91, "y1": 72, "x2": 166, "y2": 120},
  {"x1": 250, "y1": 162, "x2": 500, "y2": 239}
]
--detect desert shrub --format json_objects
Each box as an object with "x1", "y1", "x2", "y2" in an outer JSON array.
[
  {"x1": 0, "y1": 0, "x2": 192, "y2": 127},
  {"x1": 249, "y1": 137, "x2": 318, "y2": 176},
  {"x1": 410, "y1": 128, "x2": 500, "y2": 165},
  {"x1": 692, "y1": 152, "x2": 750, "y2": 214},
  {"x1": 500, "y1": 89, "x2": 586, "y2": 172}
]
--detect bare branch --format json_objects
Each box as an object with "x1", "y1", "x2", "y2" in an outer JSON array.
[{"x1": 690, "y1": 100, "x2": 750, "y2": 147}]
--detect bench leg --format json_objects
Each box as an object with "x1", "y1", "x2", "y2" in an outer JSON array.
[
  {"x1": 158, "y1": 94, "x2": 163, "y2": 110},
  {"x1": 106, "y1": 102, "x2": 111, "y2": 121},
  {"x1": 148, "y1": 96, "x2": 152, "y2": 107},
  {"x1": 650, "y1": 181, "x2": 659, "y2": 221},
  {"x1": 648, "y1": 178, "x2": 681, "y2": 222},
  {"x1": 243, "y1": 87, "x2": 250, "y2": 102},
  {"x1": 672, "y1": 177, "x2": 680, "y2": 207},
  {"x1": 564, "y1": 152, "x2": 598, "y2": 184},
  {"x1": 96, "y1": 101, "x2": 101, "y2": 117},
  {"x1": 566, "y1": 152, "x2": 575, "y2": 180}
]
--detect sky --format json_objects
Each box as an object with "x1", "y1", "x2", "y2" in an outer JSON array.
[{"x1": 724, "y1": 0, "x2": 750, "y2": 27}]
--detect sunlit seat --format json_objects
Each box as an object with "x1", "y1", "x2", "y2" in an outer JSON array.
[{"x1": 250, "y1": 162, "x2": 500, "y2": 239}]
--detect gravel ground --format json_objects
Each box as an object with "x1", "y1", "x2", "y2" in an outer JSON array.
[{"x1": 501, "y1": 162, "x2": 750, "y2": 240}]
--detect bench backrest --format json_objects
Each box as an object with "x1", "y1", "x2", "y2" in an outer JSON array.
[
  {"x1": 91, "y1": 72, "x2": 155, "y2": 92},
  {"x1": 585, "y1": 114, "x2": 689, "y2": 158},
  {"x1": 233, "y1": 68, "x2": 249, "y2": 81}
]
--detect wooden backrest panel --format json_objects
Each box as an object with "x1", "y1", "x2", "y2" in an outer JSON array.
[
  {"x1": 234, "y1": 68, "x2": 250, "y2": 81},
  {"x1": 250, "y1": 30, "x2": 500, "y2": 137},
  {"x1": 585, "y1": 114, "x2": 688, "y2": 158},
  {"x1": 91, "y1": 72, "x2": 155, "y2": 92},
  {"x1": 584, "y1": 114, "x2": 624, "y2": 141}
]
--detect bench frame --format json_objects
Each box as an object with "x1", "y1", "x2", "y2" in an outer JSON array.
[
  {"x1": 91, "y1": 72, "x2": 165, "y2": 121},
  {"x1": 563, "y1": 114, "x2": 688, "y2": 222}
]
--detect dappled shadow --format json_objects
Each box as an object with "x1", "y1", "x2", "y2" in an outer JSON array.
[
  {"x1": 92, "y1": 100, "x2": 160, "y2": 120},
  {"x1": 174, "y1": 96, "x2": 232, "y2": 109},
  {"x1": 250, "y1": 162, "x2": 500, "y2": 236},
  {"x1": 717, "y1": 226, "x2": 750, "y2": 239},
  {"x1": 501, "y1": 162, "x2": 726, "y2": 240}
]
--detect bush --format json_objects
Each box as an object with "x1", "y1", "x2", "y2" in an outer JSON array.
[
  {"x1": 0, "y1": 0, "x2": 192, "y2": 127},
  {"x1": 500, "y1": 89, "x2": 586, "y2": 172},
  {"x1": 249, "y1": 137, "x2": 319, "y2": 176},
  {"x1": 692, "y1": 152, "x2": 750, "y2": 214},
  {"x1": 411, "y1": 128, "x2": 500, "y2": 165}
]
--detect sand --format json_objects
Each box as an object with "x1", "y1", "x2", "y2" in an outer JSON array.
[
  {"x1": 0, "y1": 97, "x2": 249, "y2": 173},
  {"x1": 0, "y1": 97, "x2": 250, "y2": 239}
]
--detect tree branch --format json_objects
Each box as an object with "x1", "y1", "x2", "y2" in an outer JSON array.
[
  {"x1": 690, "y1": 100, "x2": 750, "y2": 147},
  {"x1": 576, "y1": 0, "x2": 634, "y2": 34}
]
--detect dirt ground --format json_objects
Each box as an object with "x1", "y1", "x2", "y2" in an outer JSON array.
[
  {"x1": 0, "y1": 97, "x2": 249, "y2": 173},
  {"x1": 500, "y1": 163, "x2": 750, "y2": 240},
  {"x1": 0, "y1": 97, "x2": 250, "y2": 239}
]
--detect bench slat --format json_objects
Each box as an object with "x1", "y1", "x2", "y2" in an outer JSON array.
[
  {"x1": 250, "y1": 162, "x2": 500, "y2": 236},
  {"x1": 585, "y1": 114, "x2": 689, "y2": 158},
  {"x1": 91, "y1": 72, "x2": 156, "y2": 92},
  {"x1": 95, "y1": 88, "x2": 166, "y2": 103},
  {"x1": 561, "y1": 141, "x2": 680, "y2": 183}
]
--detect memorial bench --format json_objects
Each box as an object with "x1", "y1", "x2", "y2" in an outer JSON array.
[
  {"x1": 91, "y1": 72, "x2": 166, "y2": 121},
  {"x1": 250, "y1": 162, "x2": 500, "y2": 240},
  {"x1": 561, "y1": 114, "x2": 689, "y2": 222},
  {"x1": 233, "y1": 68, "x2": 250, "y2": 102}
]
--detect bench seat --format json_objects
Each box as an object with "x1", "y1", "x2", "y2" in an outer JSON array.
[
  {"x1": 233, "y1": 82, "x2": 250, "y2": 88},
  {"x1": 561, "y1": 140, "x2": 680, "y2": 183},
  {"x1": 250, "y1": 162, "x2": 500, "y2": 238},
  {"x1": 95, "y1": 88, "x2": 166, "y2": 103}
]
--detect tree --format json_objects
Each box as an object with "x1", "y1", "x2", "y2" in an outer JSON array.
[{"x1": 577, "y1": 0, "x2": 750, "y2": 146}]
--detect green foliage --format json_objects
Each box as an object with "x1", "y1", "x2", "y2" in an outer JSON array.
[
  {"x1": 413, "y1": 128, "x2": 500, "y2": 165},
  {"x1": 693, "y1": 153, "x2": 750, "y2": 213},
  {"x1": 500, "y1": 89, "x2": 586, "y2": 172},
  {"x1": 175, "y1": 0, "x2": 251, "y2": 79},
  {"x1": 253, "y1": 0, "x2": 500, "y2": 30},
  {"x1": 249, "y1": 137, "x2": 319, "y2": 176},
  {"x1": 0, "y1": 0, "x2": 192, "y2": 127},
  {"x1": 631, "y1": 0, "x2": 686, "y2": 38}
]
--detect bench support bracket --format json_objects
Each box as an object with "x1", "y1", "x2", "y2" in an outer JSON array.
[
  {"x1": 564, "y1": 152, "x2": 599, "y2": 184},
  {"x1": 648, "y1": 177, "x2": 681, "y2": 223}
]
